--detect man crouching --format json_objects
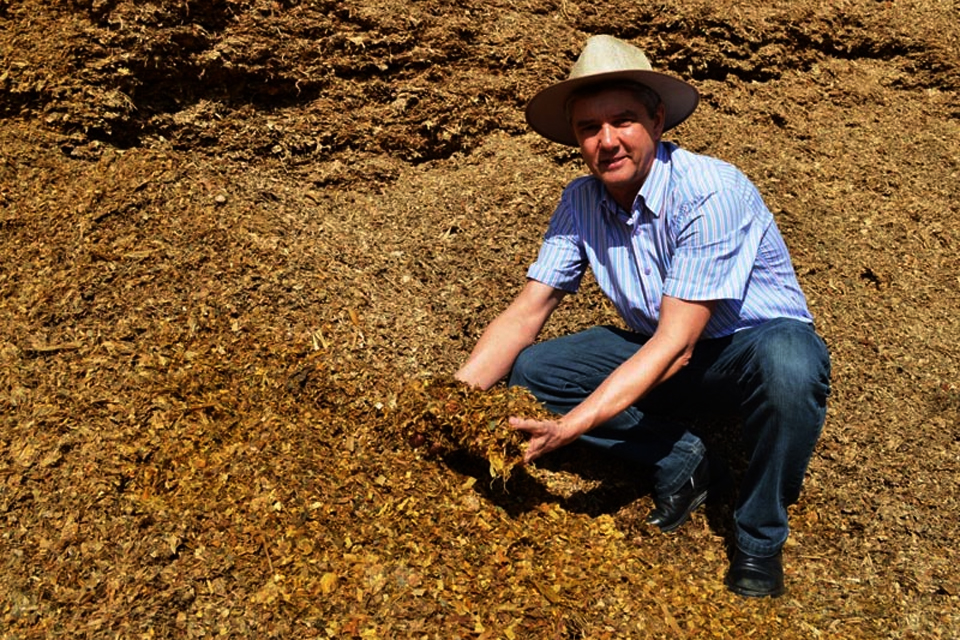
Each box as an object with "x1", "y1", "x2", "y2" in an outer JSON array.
[{"x1": 455, "y1": 35, "x2": 831, "y2": 598}]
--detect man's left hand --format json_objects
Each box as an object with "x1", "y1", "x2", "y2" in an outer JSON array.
[{"x1": 509, "y1": 416, "x2": 580, "y2": 463}]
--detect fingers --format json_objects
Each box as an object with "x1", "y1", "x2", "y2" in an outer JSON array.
[
  {"x1": 508, "y1": 415, "x2": 542, "y2": 434},
  {"x1": 525, "y1": 436, "x2": 556, "y2": 463},
  {"x1": 509, "y1": 417, "x2": 542, "y2": 462},
  {"x1": 509, "y1": 416, "x2": 561, "y2": 463}
]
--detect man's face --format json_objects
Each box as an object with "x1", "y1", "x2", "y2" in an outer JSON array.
[{"x1": 569, "y1": 87, "x2": 665, "y2": 210}]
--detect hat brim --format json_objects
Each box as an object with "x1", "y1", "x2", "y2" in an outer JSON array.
[{"x1": 525, "y1": 70, "x2": 700, "y2": 147}]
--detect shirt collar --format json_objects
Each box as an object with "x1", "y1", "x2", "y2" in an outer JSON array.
[{"x1": 637, "y1": 142, "x2": 670, "y2": 218}]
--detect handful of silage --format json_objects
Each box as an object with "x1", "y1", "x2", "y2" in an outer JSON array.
[{"x1": 396, "y1": 377, "x2": 553, "y2": 481}]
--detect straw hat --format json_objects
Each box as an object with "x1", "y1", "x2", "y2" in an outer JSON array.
[{"x1": 525, "y1": 35, "x2": 699, "y2": 146}]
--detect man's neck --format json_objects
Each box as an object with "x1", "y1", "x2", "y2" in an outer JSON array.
[{"x1": 609, "y1": 187, "x2": 642, "y2": 214}]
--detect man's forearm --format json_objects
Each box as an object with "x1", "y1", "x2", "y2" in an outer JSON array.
[
  {"x1": 455, "y1": 280, "x2": 564, "y2": 390},
  {"x1": 454, "y1": 313, "x2": 538, "y2": 390},
  {"x1": 558, "y1": 296, "x2": 715, "y2": 437},
  {"x1": 559, "y1": 333, "x2": 688, "y2": 434}
]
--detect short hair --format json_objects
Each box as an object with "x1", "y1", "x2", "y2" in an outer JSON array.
[{"x1": 565, "y1": 80, "x2": 663, "y2": 124}]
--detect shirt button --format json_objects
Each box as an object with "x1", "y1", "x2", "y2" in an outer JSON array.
[{"x1": 644, "y1": 268, "x2": 651, "y2": 275}]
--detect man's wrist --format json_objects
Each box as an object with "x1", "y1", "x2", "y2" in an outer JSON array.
[{"x1": 556, "y1": 412, "x2": 592, "y2": 440}]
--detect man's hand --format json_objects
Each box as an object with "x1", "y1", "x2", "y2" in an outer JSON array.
[{"x1": 509, "y1": 416, "x2": 581, "y2": 463}]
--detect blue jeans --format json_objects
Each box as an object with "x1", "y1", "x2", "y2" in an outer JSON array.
[{"x1": 508, "y1": 319, "x2": 831, "y2": 557}]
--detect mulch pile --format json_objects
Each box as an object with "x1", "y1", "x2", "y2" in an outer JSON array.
[{"x1": 1, "y1": 0, "x2": 958, "y2": 637}]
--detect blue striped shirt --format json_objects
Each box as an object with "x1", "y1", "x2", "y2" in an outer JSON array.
[{"x1": 527, "y1": 142, "x2": 813, "y2": 338}]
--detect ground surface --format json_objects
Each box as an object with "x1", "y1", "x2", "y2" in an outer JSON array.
[{"x1": 1, "y1": 0, "x2": 959, "y2": 638}]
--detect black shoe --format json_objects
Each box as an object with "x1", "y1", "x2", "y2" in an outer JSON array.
[
  {"x1": 645, "y1": 457, "x2": 710, "y2": 533},
  {"x1": 725, "y1": 549, "x2": 785, "y2": 598}
]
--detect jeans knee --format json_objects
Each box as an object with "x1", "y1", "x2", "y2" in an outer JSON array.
[
  {"x1": 509, "y1": 327, "x2": 643, "y2": 400},
  {"x1": 508, "y1": 343, "x2": 545, "y2": 389},
  {"x1": 755, "y1": 324, "x2": 830, "y2": 392}
]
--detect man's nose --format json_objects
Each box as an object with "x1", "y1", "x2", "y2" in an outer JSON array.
[{"x1": 598, "y1": 123, "x2": 617, "y2": 148}]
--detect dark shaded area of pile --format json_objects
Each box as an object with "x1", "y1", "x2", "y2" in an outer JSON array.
[{"x1": 1, "y1": 0, "x2": 958, "y2": 637}]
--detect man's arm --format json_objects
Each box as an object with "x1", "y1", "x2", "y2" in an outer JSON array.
[
  {"x1": 455, "y1": 279, "x2": 566, "y2": 390},
  {"x1": 511, "y1": 294, "x2": 716, "y2": 461}
]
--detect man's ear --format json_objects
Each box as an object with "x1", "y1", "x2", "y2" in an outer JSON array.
[{"x1": 654, "y1": 103, "x2": 666, "y2": 140}]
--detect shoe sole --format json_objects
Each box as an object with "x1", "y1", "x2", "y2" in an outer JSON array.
[
  {"x1": 726, "y1": 582, "x2": 786, "y2": 598},
  {"x1": 655, "y1": 489, "x2": 709, "y2": 533}
]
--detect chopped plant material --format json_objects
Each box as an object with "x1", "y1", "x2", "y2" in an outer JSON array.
[{"x1": 393, "y1": 377, "x2": 551, "y2": 481}]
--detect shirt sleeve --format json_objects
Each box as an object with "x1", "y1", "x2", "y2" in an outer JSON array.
[
  {"x1": 663, "y1": 175, "x2": 770, "y2": 302},
  {"x1": 526, "y1": 194, "x2": 588, "y2": 293}
]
